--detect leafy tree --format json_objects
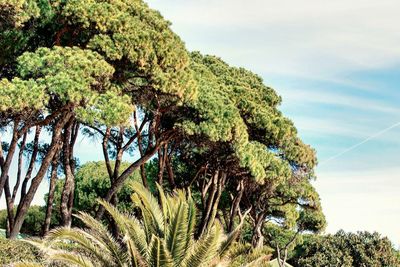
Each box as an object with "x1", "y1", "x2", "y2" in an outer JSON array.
[
  {"x1": 19, "y1": 182, "x2": 252, "y2": 267},
  {"x1": 0, "y1": 0, "x2": 196, "y2": 238},
  {"x1": 0, "y1": 206, "x2": 52, "y2": 236},
  {"x1": 291, "y1": 230, "x2": 400, "y2": 267},
  {"x1": 160, "y1": 52, "x2": 321, "y2": 242},
  {"x1": 52, "y1": 161, "x2": 143, "y2": 218}
]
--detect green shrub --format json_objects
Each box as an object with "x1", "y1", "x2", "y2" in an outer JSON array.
[
  {"x1": 0, "y1": 237, "x2": 43, "y2": 265},
  {"x1": 0, "y1": 206, "x2": 48, "y2": 236}
]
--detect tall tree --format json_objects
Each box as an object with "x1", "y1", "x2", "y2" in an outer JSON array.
[{"x1": 0, "y1": 0, "x2": 196, "y2": 237}]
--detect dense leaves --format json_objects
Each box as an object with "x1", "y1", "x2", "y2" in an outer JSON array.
[
  {"x1": 291, "y1": 230, "x2": 400, "y2": 267},
  {"x1": 21, "y1": 182, "x2": 249, "y2": 267}
]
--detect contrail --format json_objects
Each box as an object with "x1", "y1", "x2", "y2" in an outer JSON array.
[{"x1": 320, "y1": 121, "x2": 400, "y2": 166}]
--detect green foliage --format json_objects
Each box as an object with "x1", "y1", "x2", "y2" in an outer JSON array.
[
  {"x1": 52, "y1": 161, "x2": 142, "y2": 217},
  {"x1": 1, "y1": 46, "x2": 134, "y2": 125},
  {"x1": 180, "y1": 52, "x2": 316, "y2": 184},
  {"x1": 227, "y1": 243, "x2": 273, "y2": 267},
  {"x1": 0, "y1": 0, "x2": 197, "y2": 126},
  {"x1": 0, "y1": 237, "x2": 43, "y2": 265},
  {"x1": 0, "y1": 206, "x2": 50, "y2": 236},
  {"x1": 61, "y1": 0, "x2": 197, "y2": 100},
  {"x1": 24, "y1": 182, "x2": 245, "y2": 267},
  {"x1": 0, "y1": 0, "x2": 40, "y2": 30},
  {"x1": 291, "y1": 230, "x2": 400, "y2": 267}
]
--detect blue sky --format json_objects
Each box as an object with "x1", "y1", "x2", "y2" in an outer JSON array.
[
  {"x1": 143, "y1": 0, "x2": 400, "y2": 245},
  {"x1": 1, "y1": 0, "x2": 399, "y2": 247}
]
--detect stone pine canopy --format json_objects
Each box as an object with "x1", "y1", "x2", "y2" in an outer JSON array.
[{"x1": 180, "y1": 52, "x2": 317, "y2": 183}]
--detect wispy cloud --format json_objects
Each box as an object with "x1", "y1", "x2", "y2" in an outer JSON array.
[
  {"x1": 148, "y1": 0, "x2": 400, "y2": 78},
  {"x1": 280, "y1": 88, "x2": 400, "y2": 114}
]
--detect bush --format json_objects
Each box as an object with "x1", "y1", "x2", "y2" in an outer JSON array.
[
  {"x1": 291, "y1": 230, "x2": 400, "y2": 267},
  {"x1": 0, "y1": 237, "x2": 43, "y2": 265},
  {"x1": 0, "y1": 206, "x2": 48, "y2": 236}
]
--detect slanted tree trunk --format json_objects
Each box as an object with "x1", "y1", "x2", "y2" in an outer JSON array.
[
  {"x1": 157, "y1": 145, "x2": 167, "y2": 185},
  {"x1": 3, "y1": 133, "x2": 27, "y2": 237},
  {"x1": 9, "y1": 113, "x2": 72, "y2": 239},
  {"x1": 60, "y1": 120, "x2": 79, "y2": 227},
  {"x1": 228, "y1": 179, "x2": 244, "y2": 232},
  {"x1": 4, "y1": 177, "x2": 14, "y2": 237},
  {"x1": 42, "y1": 157, "x2": 60, "y2": 236},
  {"x1": 95, "y1": 143, "x2": 163, "y2": 219},
  {"x1": 251, "y1": 211, "x2": 266, "y2": 248},
  {"x1": 0, "y1": 121, "x2": 22, "y2": 198},
  {"x1": 21, "y1": 126, "x2": 41, "y2": 199},
  {"x1": 133, "y1": 111, "x2": 148, "y2": 188},
  {"x1": 197, "y1": 170, "x2": 227, "y2": 237},
  {"x1": 165, "y1": 151, "x2": 176, "y2": 189}
]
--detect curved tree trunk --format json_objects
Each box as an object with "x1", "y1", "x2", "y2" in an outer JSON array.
[
  {"x1": 251, "y1": 212, "x2": 266, "y2": 248},
  {"x1": 60, "y1": 120, "x2": 79, "y2": 227},
  {"x1": 228, "y1": 179, "x2": 244, "y2": 232},
  {"x1": 197, "y1": 170, "x2": 227, "y2": 237},
  {"x1": 9, "y1": 113, "x2": 71, "y2": 239},
  {"x1": 42, "y1": 159, "x2": 59, "y2": 236}
]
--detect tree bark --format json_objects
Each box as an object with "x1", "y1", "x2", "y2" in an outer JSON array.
[
  {"x1": 157, "y1": 145, "x2": 167, "y2": 185},
  {"x1": 133, "y1": 111, "x2": 148, "y2": 188},
  {"x1": 251, "y1": 212, "x2": 266, "y2": 248},
  {"x1": 9, "y1": 113, "x2": 71, "y2": 239},
  {"x1": 228, "y1": 179, "x2": 244, "y2": 232},
  {"x1": 12, "y1": 133, "x2": 27, "y2": 203},
  {"x1": 95, "y1": 142, "x2": 163, "y2": 219},
  {"x1": 0, "y1": 121, "x2": 21, "y2": 198},
  {"x1": 60, "y1": 119, "x2": 78, "y2": 227},
  {"x1": 21, "y1": 126, "x2": 41, "y2": 199},
  {"x1": 197, "y1": 170, "x2": 226, "y2": 237},
  {"x1": 4, "y1": 176, "x2": 14, "y2": 237},
  {"x1": 165, "y1": 153, "x2": 176, "y2": 189},
  {"x1": 42, "y1": 158, "x2": 59, "y2": 236}
]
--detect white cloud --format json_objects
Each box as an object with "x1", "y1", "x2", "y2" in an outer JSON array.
[{"x1": 147, "y1": 0, "x2": 400, "y2": 77}]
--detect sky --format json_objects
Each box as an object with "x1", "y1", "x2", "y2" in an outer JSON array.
[
  {"x1": 143, "y1": 0, "x2": 400, "y2": 245},
  {"x1": 1, "y1": 0, "x2": 400, "y2": 247}
]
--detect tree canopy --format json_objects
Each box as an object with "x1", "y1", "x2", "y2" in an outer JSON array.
[{"x1": 0, "y1": 0, "x2": 328, "y2": 263}]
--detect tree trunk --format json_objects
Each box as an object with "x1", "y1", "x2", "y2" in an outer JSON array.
[
  {"x1": 12, "y1": 133, "x2": 27, "y2": 203},
  {"x1": 228, "y1": 179, "x2": 244, "y2": 232},
  {"x1": 165, "y1": 154, "x2": 176, "y2": 189},
  {"x1": 60, "y1": 120, "x2": 73, "y2": 227},
  {"x1": 0, "y1": 121, "x2": 21, "y2": 198},
  {"x1": 4, "y1": 177, "x2": 14, "y2": 237},
  {"x1": 157, "y1": 146, "x2": 167, "y2": 185},
  {"x1": 9, "y1": 113, "x2": 71, "y2": 239},
  {"x1": 95, "y1": 143, "x2": 162, "y2": 219},
  {"x1": 133, "y1": 111, "x2": 148, "y2": 188},
  {"x1": 197, "y1": 170, "x2": 226, "y2": 237},
  {"x1": 21, "y1": 126, "x2": 41, "y2": 199},
  {"x1": 60, "y1": 120, "x2": 78, "y2": 227},
  {"x1": 42, "y1": 159, "x2": 59, "y2": 236},
  {"x1": 251, "y1": 212, "x2": 266, "y2": 248}
]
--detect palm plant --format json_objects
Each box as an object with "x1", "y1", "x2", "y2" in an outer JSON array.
[{"x1": 16, "y1": 182, "x2": 248, "y2": 267}]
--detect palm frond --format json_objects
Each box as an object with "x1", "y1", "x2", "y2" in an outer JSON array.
[
  {"x1": 147, "y1": 235, "x2": 174, "y2": 267},
  {"x1": 98, "y1": 199, "x2": 147, "y2": 255},
  {"x1": 74, "y1": 212, "x2": 128, "y2": 266},
  {"x1": 181, "y1": 222, "x2": 223, "y2": 267},
  {"x1": 49, "y1": 252, "x2": 96, "y2": 267},
  {"x1": 13, "y1": 263, "x2": 44, "y2": 267},
  {"x1": 124, "y1": 235, "x2": 148, "y2": 267},
  {"x1": 43, "y1": 227, "x2": 114, "y2": 265},
  {"x1": 130, "y1": 181, "x2": 165, "y2": 237},
  {"x1": 166, "y1": 201, "x2": 189, "y2": 265}
]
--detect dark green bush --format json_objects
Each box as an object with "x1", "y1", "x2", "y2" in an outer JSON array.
[
  {"x1": 0, "y1": 237, "x2": 43, "y2": 265},
  {"x1": 0, "y1": 205, "x2": 49, "y2": 236}
]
